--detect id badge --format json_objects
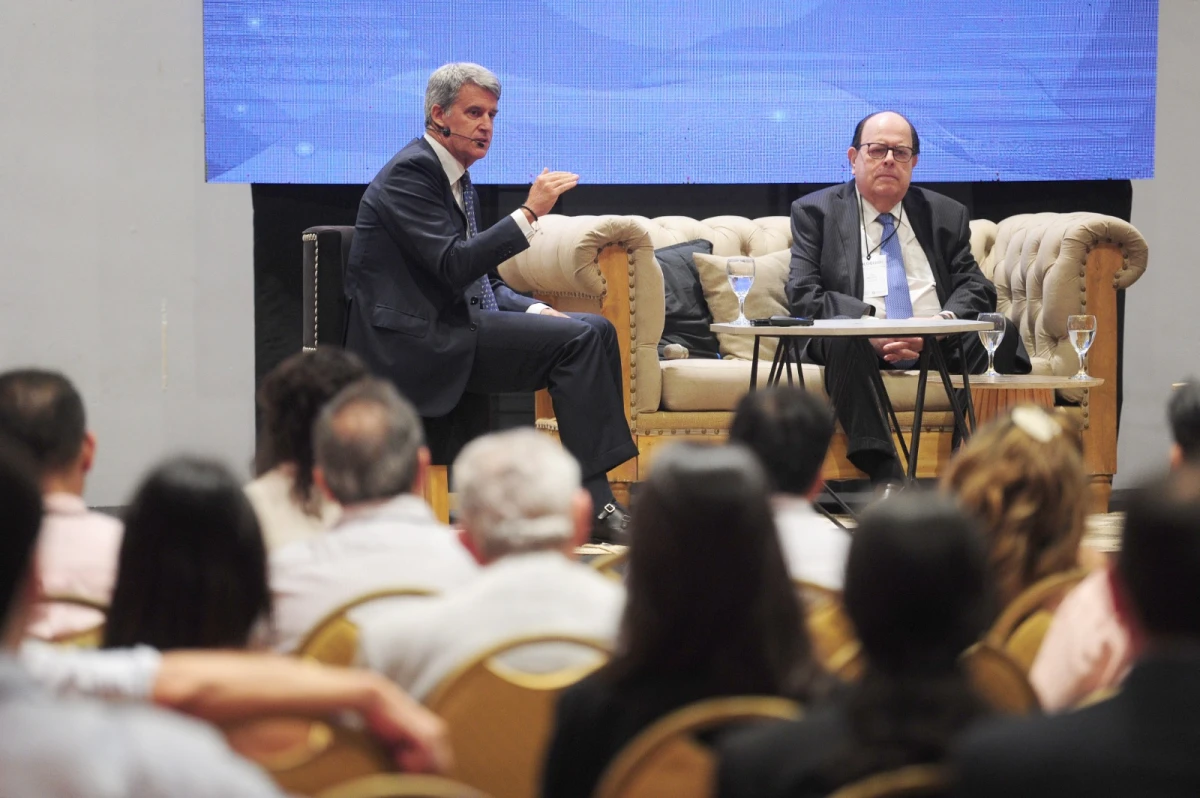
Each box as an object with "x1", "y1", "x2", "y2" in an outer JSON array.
[{"x1": 863, "y1": 254, "x2": 889, "y2": 298}]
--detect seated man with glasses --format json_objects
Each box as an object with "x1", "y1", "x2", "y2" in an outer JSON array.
[{"x1": 786, "y1": 111, "x2": 1029, "y2": 489}]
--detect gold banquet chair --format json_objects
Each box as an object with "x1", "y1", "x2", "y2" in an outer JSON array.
[
  {"x1": 826, "y1": 764, "x2": 951, "y2": 798},
  {"x1": 317, "y1": 773, "x2": 492, "y2": 798},
  {"x1": 961, "y1": 641, "x2": 1040, "y2": 714},
  {"x1": 985, "y1": 568, "x2": 1089, "y2": 673},
  {"x1": 294, "y1": 588, "x2": 437, "y2": 666},
  {"x1": 589, "y1": 548, "x2": 629, "y2": 582},
  {"x1": 31, "y1": 593, "x2": 108, "y2": 648},
  {"x1": 593, "y1": 696, "x2": 801, "y2": 798},
  {"x1": 225, "y1": 716, "x2": 395, "y2": 797},
  {"x1": 793, "y1": 580, "x2": 864, "y2": 681},
  {"x1": 424, "y1": 633, "x2": 611, "y2": 798}
]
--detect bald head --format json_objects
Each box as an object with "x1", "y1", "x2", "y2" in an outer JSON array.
[{"x1": 848, "y1": 111, "x2": 920, "y2": 211}]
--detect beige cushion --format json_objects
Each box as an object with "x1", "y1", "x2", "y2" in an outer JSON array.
[
  {"x1": 659, "y1": 358, "x2": 953, "y2": 414},
  {"x1": 692, "y1": 249, "x2": 791, "y2": 361}
]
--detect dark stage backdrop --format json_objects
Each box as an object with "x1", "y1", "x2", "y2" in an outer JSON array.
[{"x1": 253, "y1": 180, "x2": 1131, "y2": 443}]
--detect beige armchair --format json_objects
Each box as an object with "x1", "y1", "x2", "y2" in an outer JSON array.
[{"x1": 498, "y1": 212, "x2": 1148, "y2": 510}]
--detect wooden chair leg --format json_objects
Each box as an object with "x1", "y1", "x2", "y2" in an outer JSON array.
[{"x1": 424, "y1": 465, "x2": 451, "y2": 524}]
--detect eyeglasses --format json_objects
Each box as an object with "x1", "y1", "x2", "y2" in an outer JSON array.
[{"x1": 860, "y1": 142, "x2": 916, "y2": 163}]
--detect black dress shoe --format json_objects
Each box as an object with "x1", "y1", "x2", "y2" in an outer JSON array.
[
  {"x1": 591, "y1": 503, "x2": 630, "y2": 545},
  {"x1": 872, "y1": 480, "x2": 907, "y2": 504}
]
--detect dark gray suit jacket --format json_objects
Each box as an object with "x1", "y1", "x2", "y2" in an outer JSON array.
[
  {"x1": 344, "y1": 137, "x2": 534, "y2": 416},
  {"x1": 787, "y1": 181, "x2": 996, "y2": 322}
]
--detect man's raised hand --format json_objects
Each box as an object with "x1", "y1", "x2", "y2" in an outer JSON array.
[{"x1": 524, "y1": 167, "x2": 579, "y2": 218}]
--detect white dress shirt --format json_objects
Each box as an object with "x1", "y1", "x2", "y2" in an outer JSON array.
[
  {"x1": 422, "y1": 134, "x2": 550, "y2": 314},
  {"x1": 19, "y1": 640, "x2": 161, "y2": 701},
  {"x1": 268, "y1": 493, "x2": 479, "y2": 652},
  {"x1": 0, "y1": 656, "x2": 283, "y2": 797},
  {"x1": 359, "y1": 550, "x2": 624, "y2": 700},
  {"x1": 25, "y1": 493, "x2": 122, "y2": 641},
  {"x1": 773, "y1": 495, "x2": 851, "y2": 591},
  {"x1": 857, "y1": 190, "x2": 946, "y2": 319}
]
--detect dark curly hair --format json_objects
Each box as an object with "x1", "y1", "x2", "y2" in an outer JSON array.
[{"x1": 255, "y1": 347, "x2": 370, "y2": 512}]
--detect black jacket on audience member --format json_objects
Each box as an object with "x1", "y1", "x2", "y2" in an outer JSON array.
[{"x1": 954, "y1": 654, "x2": 1200, "y2": 797}]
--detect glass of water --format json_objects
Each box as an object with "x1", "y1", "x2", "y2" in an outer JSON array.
[
  {"x1": 1067, "y1": 314, "x2": 1097, "y2": 380},
  {"x1": 977, "y1": 313, "x2": 1006, "y2": 377},
  {"x1": 726, "y1": 257, "x2": 756, "y2": 327}
]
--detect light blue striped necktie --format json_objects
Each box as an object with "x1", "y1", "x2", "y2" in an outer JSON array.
[
  {"x1": 878, "y1": 212, "x2": 913, "y2": 320},
  {"x1": 461, "y1": 170, "x2": 498, "y2": 311}
]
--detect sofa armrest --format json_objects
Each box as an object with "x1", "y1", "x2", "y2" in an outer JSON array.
[
  {"x1": 986, "y1": 212, "x2": 1149, "y2": 484},
  {"x1": 498, "y1": 215, "x2": 664, "y2": 419}
]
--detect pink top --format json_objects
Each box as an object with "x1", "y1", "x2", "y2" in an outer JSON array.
[
  {"x1": 1029, "y1": 568, "x2": 1134, "y2": 711},
  {"x1": 25, "y1": 493, "x2": 123, "y2": 640}
]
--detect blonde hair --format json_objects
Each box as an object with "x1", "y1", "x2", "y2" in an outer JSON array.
[{"x1": 939, "y1": 406, "x2": 1087, "y2": 606}]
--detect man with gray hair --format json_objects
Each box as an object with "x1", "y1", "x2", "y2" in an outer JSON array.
[
  {"x1": 344, "y1": 62, "x2": 637, "y2": 542},
  {"x1": 268, "y1": 378, "x2": 478, "y2": 652},
  {"x1": 358, "y1": 428, "x2": 624, "y2": 700}
]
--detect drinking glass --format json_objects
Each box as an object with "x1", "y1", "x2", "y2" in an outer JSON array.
[
  {"x1": 726, "y1": 257, "x2": 756, "y2": 327},
  {"x1": 977, "y1": 312, "x2": 1006, "y2": 378},
  {"x1": 1067, "y1": 314, "x2": 1097, "y2": 380}
]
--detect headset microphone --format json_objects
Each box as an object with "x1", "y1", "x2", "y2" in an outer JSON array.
[{"x1": 429, "y1": 124, "x2": 485, "y2": 146}]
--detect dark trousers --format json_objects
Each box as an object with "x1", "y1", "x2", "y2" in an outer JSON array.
[
  {"x1": 807, "y1": 317, "x2": 1029, "y2": 475},
  {"x1": 462, "y1": 310, "x2": 637, "y2": 479}
]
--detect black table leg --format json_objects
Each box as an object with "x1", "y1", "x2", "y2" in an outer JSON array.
[
  {"x1": 908, "y1": 343, "x2": 933, "y2": 480},
  {"x1": 749, "y1": 336, "x2": 761, "y2": 391},
  {"x1": 930, "y1": 340, "x2": 972, "y2": 445},
  {"x1": 956, "y1": 335, "x2": 977, "y2": 436}
]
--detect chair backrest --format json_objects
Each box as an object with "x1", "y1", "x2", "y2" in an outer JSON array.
[
  {"x1": 302, "y1": 225, "x2": 357, "y2": 351},
  {"x1": 226, "y1": 716, "x2": 395, "y2": 796},
  {"x1": 317, "y1": 774, "x2": 492, "y2": 798},
  {"x1": 424, "y1": 633, "x2": 611, "y2": 798},
  {"x1": 593, "y1": 696, "x2": 801, "y2": 798},
  {"x1": 294, "y1": 587, "x2": 436, "y2": 666},
  {"x1": 589, "y1": 548, "x2": 629, "y2": 581},
  {"x1": 825, "y1": 764, "x2": 951, "y2": 798},
  {"x1": 961, "y1": 641, "x2": 1040, "y2": 714},
  {"x1": 985, "y1": 568, "x2": 1088, "y2": 672},
  {"x1": 32, "y1": 593, "x2": 108, "y2": 647},
  {"x1": 793, "y1": 581, "x2": 864, "y2": 681}
]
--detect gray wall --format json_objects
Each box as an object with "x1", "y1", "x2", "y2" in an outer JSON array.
[
  {"x1": 0, "y1": 1, "x2": 254, "y2": 505},
  {"x1": 1119, "y1": 1, "x2": 1198, "y2": 487}
]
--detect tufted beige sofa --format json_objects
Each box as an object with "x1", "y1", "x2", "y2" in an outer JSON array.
[{"x1": 498, "y1": 212, "x2": 1149, "y2": 510}]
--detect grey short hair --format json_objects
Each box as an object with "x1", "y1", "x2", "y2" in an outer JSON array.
[
  {"x1": 313, "y1": 378, "x2": 424, "y2": 506},
  {"x1": 424, "y1": 62, "x2": 502, "y2": 127},
  {"x1": 453, "y1": 429, "x2": 581, "y2": 559}
]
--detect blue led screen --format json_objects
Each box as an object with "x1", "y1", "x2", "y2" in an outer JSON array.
[{"x1": 203, "y1": 0, "x2": 1157, "y2": 184}]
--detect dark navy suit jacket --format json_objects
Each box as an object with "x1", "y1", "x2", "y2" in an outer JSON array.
[{"x1": 344, "y1": 137, "x2": 534, "y2": 416}]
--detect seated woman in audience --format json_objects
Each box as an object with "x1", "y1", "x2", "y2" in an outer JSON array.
[
  {"x1": 940, "y1": 405, "x2": 1089, "y2": 608},
  {"x1": 717, "y1": 495, "x2": 993, "y2": 798},
  {"x1": 104, "y1": 457, "x2": 272, "y2": 651},
  {"x1": 540, "y1": 443, "x2": 828, "y2": 798},
  {"x1": 246, "y1": 347, "x2": 368, "y2": 550}
]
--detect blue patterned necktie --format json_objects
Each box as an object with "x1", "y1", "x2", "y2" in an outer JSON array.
[
  {"x1": 460, "y1": 170, "x2": 498, "y2": 311},
  {"x1": 878, "y1": 212, "x2": 913, "y2": 320}
]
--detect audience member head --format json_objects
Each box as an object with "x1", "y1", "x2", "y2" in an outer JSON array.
[
  {"x1": 940, "y1": 405, "x2": 1087, "y2": 606},
  {"x1": 1115, "y1": 466, "x2": 1200, "y2": 647},
  {"x1": 848, "y1": 110, "x2": 920, "y2": 210},
  {"x1": 823, "y1": 493, "x2": 991, "y2": 785},
  {"x1": 104, "y1": 457, "x2": 270, "y2": 651},
  {"x1": 453, "y1": 429, "x2": 589, "y2": 563},
  {"x1": 1168, "y1": 380, "x2": 1200, "y2": 468},
  {"x1": 0, "y1": 438, "x2": 45, "y2": 646},
  {"x1": 255, "y1": 348, "x2": 370, "y2": 511},
  {"x1": 847, "y1": 494, "x2": 992, "y2": 676},
  {"x1": 607, "y1": 443, "x2": 822, "y2": 699},
  {"x1": 0, "y1": 369, "x2": 92, "y2": 495},
  {"x1": 313, "y1": 378, "x2": 428, "y2": 508},
  {"x1": 729, "y1": 387, "x2": 834, "y2": 498}
]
